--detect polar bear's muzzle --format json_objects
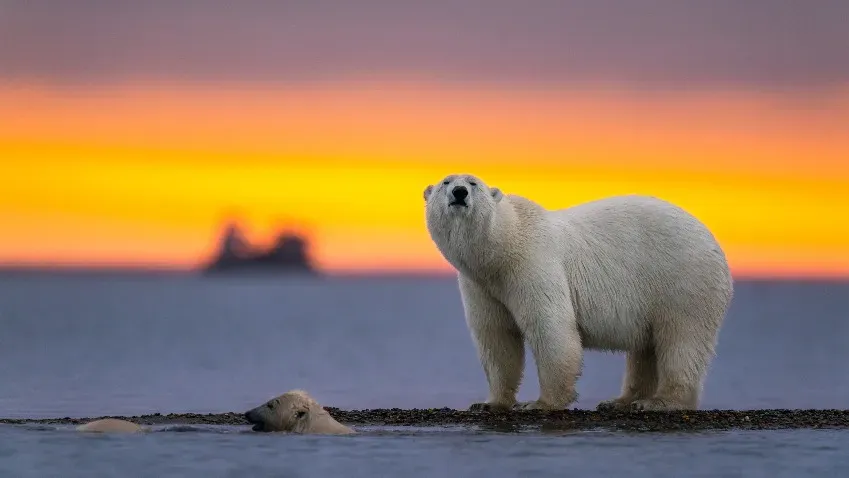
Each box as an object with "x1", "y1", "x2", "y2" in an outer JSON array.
[
  {"x1": 244, "y1": 408, "x2": 267, "y2": 432},
  {"x1": 449, "y1": 185, "x2": 469, "y2": 207}
]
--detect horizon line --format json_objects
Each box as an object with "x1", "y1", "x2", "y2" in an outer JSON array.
[{"x1": 1, "y1": 263, "x2": 848, "y2": 283}]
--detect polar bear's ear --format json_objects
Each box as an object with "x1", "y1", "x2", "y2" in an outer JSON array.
[
  {"x1": 423, "y1": 184, "x2": 434, "y2": 201},
  {"x1": 490, "y1": 187, "x2": 503, "y2": 203}
]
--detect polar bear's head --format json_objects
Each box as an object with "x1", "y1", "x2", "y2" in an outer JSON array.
[
  {"x1": 244, "y1": 389, "x2": 354, "y2": 434},
  {"x1": 423, "y1": 173, "x2": 503, "y2": 230},
  {"x1": 244, "y1": 389, "x2": 317, "y2": 432}
]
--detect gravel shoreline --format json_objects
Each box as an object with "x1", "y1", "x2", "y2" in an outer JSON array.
[{"x1": 3, "y1": 409, "x2": 849, "y2": 432}]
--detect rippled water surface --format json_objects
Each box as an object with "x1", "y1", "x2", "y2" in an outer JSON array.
[
  {"x1": 1, "y1": 274, "x2": 848, "y2": 476},
  {"x1": 2, "y1": 424, "x2": 849, "y2": 478}
]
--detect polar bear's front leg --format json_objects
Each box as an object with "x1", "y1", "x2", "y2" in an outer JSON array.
[
  {"x1": 459, "y1": 276, "x2": 525, "y2": 412},
  {"x1": 512, "y1": 290, "x2": 582, "y2": 411}
]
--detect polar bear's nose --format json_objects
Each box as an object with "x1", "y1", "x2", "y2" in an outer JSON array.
[{"x1": 451, "y1": 186, "x2": 469, "y2": 200}]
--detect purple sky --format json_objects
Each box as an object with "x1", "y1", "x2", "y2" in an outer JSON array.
[{"x1": 1, "y1": 0, "x2": 847, "y2": 88}]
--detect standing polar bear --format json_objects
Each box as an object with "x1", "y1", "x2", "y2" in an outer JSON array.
[{"x1": 423, "y1": 173, "x2": 733, "y2": 412}]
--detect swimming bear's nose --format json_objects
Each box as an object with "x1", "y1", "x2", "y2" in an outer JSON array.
[{"x1": 452, "y1": 186, "x2": 469, "y2": 200}]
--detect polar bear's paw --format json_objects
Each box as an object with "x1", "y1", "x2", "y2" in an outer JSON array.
[
  {"x1": 596, "y1": 398, "x2": 633, "y2": 411},
  {"x1": 630, "y1": 398, "x2": 687, "y2": 412},
  {"x1": 511, "y1": 400, "x2": 564, "y2": 411},
  {"x1": 468, "y1": 402, "x2": 513, "y2": 412}
]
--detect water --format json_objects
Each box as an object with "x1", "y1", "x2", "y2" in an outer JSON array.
[
  {"x1": 1, "y1": 274, "x2": 848, "y2": 476},
  {"x1": 2, "y1": 425, "x2": 848, "y2": 478}
]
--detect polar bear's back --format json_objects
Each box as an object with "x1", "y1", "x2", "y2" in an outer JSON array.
[
  {"x1": 556, "y1": 194, "x2": 725, "y2": 258},
  {"x1": 550, "y1": 195, "x2": 732, "y2": 349}
]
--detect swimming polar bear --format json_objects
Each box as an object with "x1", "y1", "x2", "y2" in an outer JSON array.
[
  {"x1": 244, "y1": 389, "x2": 354, "y2": 435},
  {"x1": 423, "y1": 173, "x2": 733, "y2": 412},
  {"x1": 76, "y1": 418, "x2": 145, "y2": 433}
]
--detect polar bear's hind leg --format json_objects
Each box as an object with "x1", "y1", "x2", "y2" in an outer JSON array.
[
  {"x1": 597, "y1": 347, "x2": 659, "y2": 411},
  {"x1": 631, "y1": 313, "x2": 717, "y2": 411}
]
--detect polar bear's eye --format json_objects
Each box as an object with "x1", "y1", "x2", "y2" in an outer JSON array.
[
  {"x1": 469, "y1": 181, "x2": 477, "y2": 186},
  {"x1": 296, "y1": 411, "x2": 306, "y2": 419},
  {"x1": 442, "y1": 181, "x2": 450, "y2": 185}
]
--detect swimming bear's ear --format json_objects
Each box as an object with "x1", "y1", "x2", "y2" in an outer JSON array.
[
  {"x1": 490, "y1": 187, "x2": 503, "y2": 203},
  {"x1": 423, "y1": 184, "x2": 434, "y2": 201}
]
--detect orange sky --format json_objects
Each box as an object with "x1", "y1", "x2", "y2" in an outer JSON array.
[{"x1": 1, "y1": 82, "x2": 848, "y2": 278}]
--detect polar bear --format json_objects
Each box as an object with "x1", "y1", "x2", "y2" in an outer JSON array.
[
  {"x1": 76, "y1": 418, "x2": 145, "y2": 433},
  {"x1": 244, "y1": 389, "x2": 355, "y2": 435},
  {"x1": 423, "y1": 173, "x2": 733, "y2": 412}
]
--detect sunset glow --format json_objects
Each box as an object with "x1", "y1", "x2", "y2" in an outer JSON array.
[{"x1": 2, "y1": 83, "x2": 848, "y2": 278}]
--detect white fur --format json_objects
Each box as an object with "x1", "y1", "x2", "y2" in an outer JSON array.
[
  {"x1": 76, "y1": 418, "x2": 145, "y2": 433},
  {"x1": 244, "y1": 389, "x2": 355, "y2": 435},
  {"x1": 424, "y1": 174, "x2": 733, "y2": 411}
]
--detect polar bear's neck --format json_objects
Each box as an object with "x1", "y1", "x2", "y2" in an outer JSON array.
[{"x1": 449, "y1": 200, "x2": 518, "y2": 280}]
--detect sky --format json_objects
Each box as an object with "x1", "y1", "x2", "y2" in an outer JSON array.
[{"x1": 1, "y1": 1, "x2": 848, "y2": 277}]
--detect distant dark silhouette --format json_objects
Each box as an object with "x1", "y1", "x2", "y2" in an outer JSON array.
[{"x1": 203, "y1": 222, "x2": 317, "y2": 275}]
